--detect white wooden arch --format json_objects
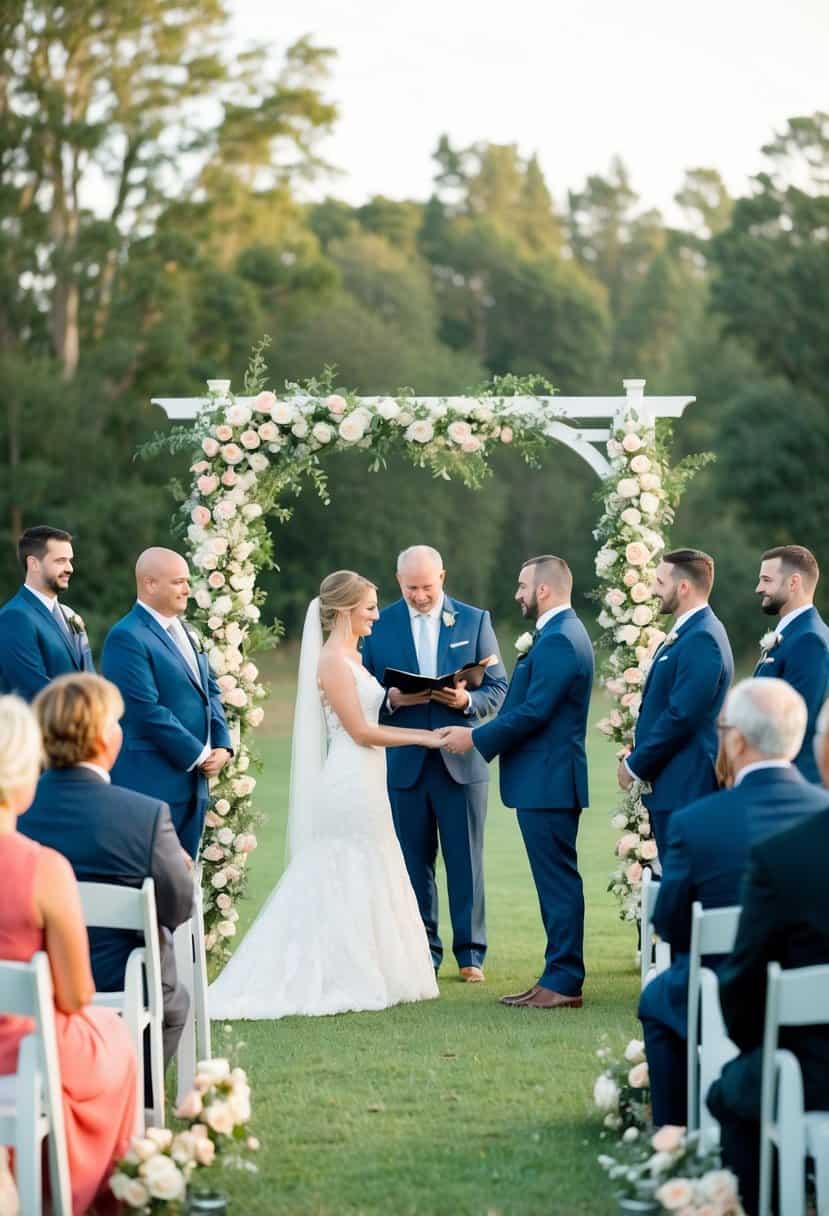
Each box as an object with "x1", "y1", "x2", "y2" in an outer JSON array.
[{"x1": 152, "y1": 378, "x2": 694, "y2": 480}]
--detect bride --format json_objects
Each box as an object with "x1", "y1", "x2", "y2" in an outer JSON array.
[{"x1": 208, "y1": 570, "x2": 441, "y2": 1018}]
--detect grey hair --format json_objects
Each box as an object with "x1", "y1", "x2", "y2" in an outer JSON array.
[
  {"x1": 725, "y1": 678, "x2": 807, "y2": 760},
  {"x1": 396, "y1": 545, "x2": 443, "y2": 572}
]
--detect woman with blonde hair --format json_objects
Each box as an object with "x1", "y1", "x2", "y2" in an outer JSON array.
[
  {"x1": 210, "y1": 571, "x2": 441, "y2": 1018},
  {"x1": 0, "y1": 695, "x2": 136, "y2": 1214}
]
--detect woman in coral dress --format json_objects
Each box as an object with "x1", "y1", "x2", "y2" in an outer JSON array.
[{"x1": 0, "y1": 695, "x2": 136, "y2": 1215}]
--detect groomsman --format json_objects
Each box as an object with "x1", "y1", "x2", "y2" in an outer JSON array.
[
  {"x1": 754, "y1": 544, "x2": 829, "y2": 783},
  {"x1": 0, "y1": 524, "x2": 94, "y2": 700},
  {"x1": 102, "y1": 547, "x2": 233, "y2": 859},
  {"x1": 440, "y1": 555, "x2": 593, "y2": 1009},
  {"x1": 618, "y1": 548, "x2": 733, "y2": 859},
  {"x1": 362, "y1": 545, "x2": 507, "y2": 981}
]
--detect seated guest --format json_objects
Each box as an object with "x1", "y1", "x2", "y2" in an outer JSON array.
[
  {"x1": 21, "y1": 673, "x2": 193, "y2": 1080},
  {"x1": 707, "y1": 701, "x2": 829, "y2": 1215},
  {"x1": 639, "y1": 678, "x2": 829, "y2": 1127},
  {"x1": 0, "y1": 695, "x2": 136, "y2": 1215}
]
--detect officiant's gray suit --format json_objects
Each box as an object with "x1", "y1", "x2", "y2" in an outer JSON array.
[{"x1": 362, "y1": 595, "x2": 507, "y2": 970}]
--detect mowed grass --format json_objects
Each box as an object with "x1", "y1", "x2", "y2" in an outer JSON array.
[{"x1": 212, "y1": 649, "x2": 639, "y2": 1215}]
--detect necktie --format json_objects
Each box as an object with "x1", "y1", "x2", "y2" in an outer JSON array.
[
  {"x1": 52, "y1": 600, "x2": 77, "y2": 654},
  {"x1": 168, "y1": 618, "x2": 201, "y2": 682},
  {"x1": 415, "y1": 613, "x2": 436, "y2": 678}
]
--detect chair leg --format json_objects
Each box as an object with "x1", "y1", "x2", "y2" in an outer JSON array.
[
  {"x1": 174, "y1": 921, "x2": 196, "y2": 1105},
  {"x1": 808, "y1": 1120, "x2": 829, "y2": 1216},
  {"x1": 15, "y1": 1080, "x2": 42, "y2": 1216}
]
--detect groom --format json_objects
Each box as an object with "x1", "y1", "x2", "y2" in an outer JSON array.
[
  {"x1": 361, "y1": 545, "x2": 507, "y2": 981},
  {"x1": 440, "y1": 555, "x2": 593, "y2": 1009}
]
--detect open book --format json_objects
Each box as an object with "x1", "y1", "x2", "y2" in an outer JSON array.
[{"x1": 381, "y1": 654, "x2": 499, "y2": 695}]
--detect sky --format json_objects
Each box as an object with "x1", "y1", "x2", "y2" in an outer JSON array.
[{"x1": 230, "y1": 0, "x2": 828, "y2": 221}]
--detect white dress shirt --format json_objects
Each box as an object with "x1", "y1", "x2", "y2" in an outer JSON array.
[
  {"x1": 77, "y1": 762, "x2": 111, "y2": 783},
  {"x1": 734, "y1": 760, "x2": 792, "y2": 786},
  {"x1": 405, "y1": 597, "x2": 472, "y2": 713},
  {"x1": 136, "y1": 600, "x2": 210, "y2": 769},
  {"x1": 536, "y1": 603, "x2": 571, "y2": 632},
  {"x1": 23, "y1": 583, "x2": 58, "y2": 613},
  {"x1": 776, "y1": 603, "x2": 813, "y2": 635}
]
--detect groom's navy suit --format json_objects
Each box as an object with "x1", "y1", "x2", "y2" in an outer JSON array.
[
  {"x1": 0, "y1": 586, "x2": 94, "y2": 701},
  {"x1": 753, "y1": 606, "x2": 829, "y2": 784},
  {"x1": 362, "y1": 595, "x2": 507, "y2": 969},
  {"x1": 102, "y1": 604, "x2": 232, "y2": 859},
  {"x1": 626, "y1": 606, "x2": 733, "y2": 859},
  {"x1": 639, "y1": 765, "x2": 829, "y2": 1126},
  {"x1": 472, "y1": 607, "x2": 594, "y2": 997}
]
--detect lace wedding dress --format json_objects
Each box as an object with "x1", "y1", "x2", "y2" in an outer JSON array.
[{"x1": 208, "y1": 651, "x2": 439, "y2": 1019}]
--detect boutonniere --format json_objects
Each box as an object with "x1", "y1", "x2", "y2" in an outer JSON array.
[
  {"x1": 184, "y1": 622, "x2": 205, "y2": 653},
  {"x1": 515, "y1": 631, "x2": 534, "y2": 657},
  {"x1": 442, "y1": 609, "x2": 456, "y2": 628},
  {"x1": 664, "y1": 632, "x2": 678, "y2": 648},
  {"x1": 64, "y1": 608, "x2": 86, "y2": 637},
  {"x1": 759, "y1": 629, "x2": 780, "y2": 654}
]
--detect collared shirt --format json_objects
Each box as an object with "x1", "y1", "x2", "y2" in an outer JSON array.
[
  {"x1": 734, "y1": 760, "x2": 792, "y2": 786},
  {"x1": 776, "y1": 603, "x2": 813, "y2": 635},
  {"x1": 77, "y1": 762, "x2": 112, "y2": 784},
  {"x1": 136, "y1": 600, "x2": 210, "y2": 770},
  {"x1": 404, "y1": 596, "x2": 471, "y2": 713},
  {"x1": 670, "y1": 603, "x2": 708, "y2": 637},
  {"x1": 536, "y1": 603, "x2": 571, "y2": 632},
  {"x1": 23, "y1": 583, "x2": 59, "y2": 613}
]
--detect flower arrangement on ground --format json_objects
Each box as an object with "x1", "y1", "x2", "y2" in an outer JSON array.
[
  {"x1": 109, "y1": 1059, "x2": 258, "y2": 1211},
  {"x1": 598, "y1": 1125, "x2": 745, "y2": 1214},
  {"x1": 593, "y1": 1035, "x2": 652, "y2": 1134}
]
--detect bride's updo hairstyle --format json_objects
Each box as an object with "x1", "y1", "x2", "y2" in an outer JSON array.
[{"x1": 319, "y1": 570, "x2": 376, "y2": 633}]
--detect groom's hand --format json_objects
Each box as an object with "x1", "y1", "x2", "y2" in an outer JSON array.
[
  {"x1": 439, "y1": 726, "x2": 474, "y2": 755},
  {"x1": 201, "y1": 747, "x2": 231, "y2": 777},
  {"x1": 388, "y1": 687, "x2": 431, "y2": 709},
  {"x1": 430, "y1": 679, "x2": 470, "y2": 710},
  {"x1": 617, "y1": 757, "x2": 633, "y2": 790}
]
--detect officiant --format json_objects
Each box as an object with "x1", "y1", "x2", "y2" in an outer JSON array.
[{"x1": 362, "y1": 545, "x2": 507, "y2": 982}]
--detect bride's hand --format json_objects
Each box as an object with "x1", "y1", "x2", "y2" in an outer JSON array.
[{"x1": 424, "y1": 730, "x2": 446, "y2": 749}]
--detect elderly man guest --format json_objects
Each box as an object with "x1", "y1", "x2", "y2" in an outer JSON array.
[
  {"x1": 707, "y1": 698, "x2": 829, "y2": 1214},
  {"x1": 361, "y1": 545, "x2": 507, "y2": 981},
  {"x1": 639, "y1": 678, "x2": 829, "y2": 1127},
  {"x1": 20, "y1": 672, "x2": 194, "y2": 1080},
  {"x1": 102, "y1": 547, "x2": 232, "y2": 859}
]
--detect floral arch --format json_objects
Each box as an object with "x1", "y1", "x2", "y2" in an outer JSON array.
[{"x1": 150, "y1": 349, "x2": 700, "y2": 958}]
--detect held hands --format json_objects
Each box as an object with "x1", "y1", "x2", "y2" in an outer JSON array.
[
  {"x1": 437, "y1": 725, "x2": 474, "y2": 755},
  {"x1": 430, "y1": 679, "x2": 470, "y2": 711},
  {"x1": 201, "y1": 747, "x2": 231, "y2": 777}
]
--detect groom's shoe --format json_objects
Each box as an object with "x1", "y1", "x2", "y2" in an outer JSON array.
[
  {"x1": 512, "y1": 986, "x2": 583, "y2": 1010},
  {"x1": 459, "y1": 966, "x2": 485, "y2": 983},
  {"x1": 499, "y1": 984, "x2": 538, "y2": 1006}
]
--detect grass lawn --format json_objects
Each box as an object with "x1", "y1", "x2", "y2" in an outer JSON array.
[{"x1": 210, "y1": 650, "x2": 640, "y2": 1215}]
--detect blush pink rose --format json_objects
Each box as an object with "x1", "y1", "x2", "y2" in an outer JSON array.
[
  {"x1": 500, "y1": 426, "x2": 513, "y2": 443},
  {"x1": 197, "y1": 475, "x2": 219, "y2": 495},
  {"x1": 190, "y1": 506, "x2": 211, "y2": 527},
  {"x1": 617, "y1": 833, "x2": 640, "y2": 857},
  {"x1": 622, "y1": 432, "x2": 642, "y2": 452},
  {"x1": 627, "y1": 1060, "x2": 649, "y2": 1087},
  {"x1": 630, "y1": 582, "x2": 650, "y2": 603},
  {"x1": 240, "y1": 429, "x2": 260, "y2": 450},
  {"x1": 605, "y1": 589, "x2": 626, "y2": 608},
  {"x1": 215, "y1": 425, "x2": 233, "y2": 442},
  {"x1": 651, "y1": 1124, "x2": 685, "y2": 1152},
  {"x1": 640, "y1": 840, "x2": 658, "y2": 860},
  {"x1": 623, "y1": 569, "x2": 639, "y2": 587},
  {"x1": 220, "y1": 443, "x2": 243, "y2": 465},
  {"x1": 326, "y1": 394, "x2": 347, "y2": 415},
  {"x1": 630, "y1": 454, "x2": 651, "y2": 474},
  {"x1": 254, "y1": 391, "x2": 276, "y2": 413},
  {"x1": 207, "y1": 571, "x2": 225, "y2": 589},
  {"x1": 625, "y1": 541, "x2": 649, "y2": 566},
  {"x1": 623, "y1": 667, "x2": 643, "y2": 685},
  {"x1": 201, "y1": 437, "x2": 219, "y2": 457}
]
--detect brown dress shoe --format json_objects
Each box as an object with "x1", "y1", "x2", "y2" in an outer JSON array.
[
  {"x1": 499, "y1": 984, "x2": 538, "y2": 1006},
  {"x1": 459, "y1": 966, "x2": 485, "y2": 983},
  {"x1": 519, "y1": 987, "x2": 583, "y2": 1010}
]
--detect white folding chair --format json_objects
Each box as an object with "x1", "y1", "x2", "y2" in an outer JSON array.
[
  {"x1": 0, "y1": 953, "x2": 72, "y2": 1215},
  {"x1": 78, "y1": 878, "x2": 164, "y2": 1131},
  {"x1": 698, "y1": 967, "x2": 739, "y2": 1147},
  {"x1": 686, "y1": 901, "x2": 742, "y2": 1133},
  {"x1": 759, "y1": 961, "x2": 829, "y2": 1216},
  {"x1": 174, "y1": 867, "x2": 212, "y2": 1104},
  {"x1": 640, "y1": 868, "x2": 671, "y2": 989}
]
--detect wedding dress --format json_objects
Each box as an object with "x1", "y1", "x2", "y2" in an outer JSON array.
[{"x1": 208, "y1": 607, "x2": 438, "y2": 1020}]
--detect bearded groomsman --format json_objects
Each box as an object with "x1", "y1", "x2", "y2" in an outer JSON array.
[
  {"x1": 618, "y1": 549, "x2": 734, "y2": 859},
  {"x1": 361, "y1": 545, "x2": 507, "y2": 982},
  {"x1": 754, "y1": 544, "x2": 829, "y2": 784},
  {"x1": 439, "y1": 555, "x2": 593, "y2": 1009},
  {"x1": 102, "y1": 547, "x2": 232, "y2": 859},
  {"x1": 0, "y1": 525, "x2": 94, "y2": 700}
]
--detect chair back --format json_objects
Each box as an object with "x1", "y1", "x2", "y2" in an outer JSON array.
[
  {"x1": 640, "y1": 868, "x2": 661, "y2": 988},
  {"x1": 0, "y1": 953, "x2": 72, "y2": 1213},
  {"x1": 759, "y1": 962, "x2": 829, "y2": 1216},
  {"x1": 77, "y1": 878, "x2": 163, "y2": 1028},
  {"x1": 687, "y1": 902, "x2": 742, "y2": 1131}
]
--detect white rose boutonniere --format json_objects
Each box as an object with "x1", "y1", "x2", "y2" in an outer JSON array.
[
  {"x1": 759, "y1": 629, "x2": 780, "y2": 654},
  {"x1": 183, "y1": 623, "x2": 205, "y2": 653},
  {"x1": 515, "y1": 631, "x2": 534, "y2": 657},
  {"x1": 442, "y1": 610, "x2": 456, "y2": 628},
  {"x1": 64, "y1": 608, "x2": 86, "y2": 637}
]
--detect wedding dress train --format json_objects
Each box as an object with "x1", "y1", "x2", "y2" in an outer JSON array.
[{"x1": 208, "y1": 657, "x2": 439, "y2": 1019}]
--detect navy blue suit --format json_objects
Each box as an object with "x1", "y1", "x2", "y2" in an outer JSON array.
[
  {"x1": 0, "y1": 586, "x2": 94, "y2": 701},
  {"x1": 753, "y1": 606, "x2": 829, "y2": 783},
  {"x1": 473, "y1": 608, "x2": 594, "y2": 996},
  {"x1": 627, "y1": 606, "x2": 734, "y2": 858},
  {"x1": 639, "y1": 765, "x2": 829, "y2": 1125},
  {"x1": 102, "y1": 604, "x2": 232, "y2": 859},
  {"x1": 361, "y1": 595, "x2": 507, "y2": 969}
]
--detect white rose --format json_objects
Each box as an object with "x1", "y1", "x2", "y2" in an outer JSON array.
[
  {"x1": 622, "y1": 432, "x2": 642, "y2": 452},
  {"x1": 611, "y1": 813, "x2": 627, "y2": 830},
  {"x1": 376, "y1": 398, "x2": 400, "y2": 420},
  {"x1": 212, "y1": 595, "x2": 233, "y2": 617},
  {"x1": 312, "y1": 422, "x2": 334, "y2": 444},
  {"x1": 218, "y1": 920, "x2": 237, "y2": 937},
  {"x1": 225, "y1": 403, "x2": 252, "y2": 427},
  {"x1": 405, "y1": 419, "x2": 434, "y2": 444},
  {"x1": 616, "y1": 624, "x2": 640, "y2": 646},
  {"x1": 195, "y1": 588, "x2": 211, "y2": 610},
  {"x1": 631, "y1": 604, "x2": 653, "y2": 627},
  {"x1": 142, "y1": 1154, "x2": 186, "y2": 1202},
  {"x1": 291, "y1": 418, "x2": 309, "y2": 438},
  {"x1": 271, "y1": 401, "x2": 297, "y2": 424},
  {"x1": 447, "y1": 419, "x2": 473, "y2": 445},
  {"x1": 242, "y1": 504, "x2": 263, "y2": 520},
  {"x1": 640, "y1": 491, "x2": 660, "y2": 515},
  {"x1": 624, "y1": 1038, "x2": 646, "y2": 1064},
  {"x1": 233, "y1": 776, "x2": 256, "y2": 797},
  {"x1": 620, "y1": 507, "x2": 642, "y2": 526},
  {"x1": 249, "y1": 706, "x2": 264, "y2": 727},
  {"x1": 244, "y1": 603, "x2": 260, "y2": 621},
  {"x1": 338, "y1": 412, "x2": 368, "y2": 442},
  {"x1": 122, "y1": 1178, "x2": 151, "y2": 1208},
  {"x1": 629, "y1": 454, "x2": 651, "y2": 474},
  {"x1": 639, "y1": 472, "x2": 661, "y2": 491},
  {"x1": 617, "y1": 477, "x2": 640, "y2": 499},
  {"x1": 204, "y1": 1099, "x2": 235, "y2": 1136},
  {"x1": 196, "y1": 1057, "x2": 230, "y2": 1082},
  {"x1": 592, "y1": 1074, "x2": 619, "y2": 1113},
  {"x1": 248, "y1": 452, "x2": 269, "y2": 473},
  {"x1": 446, "y1": 396, "x2": 471, "y2": 416}
]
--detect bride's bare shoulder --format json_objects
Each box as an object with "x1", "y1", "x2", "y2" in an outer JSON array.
[{"x1": 317, "y1": 647, "x2": 359, "y2": 685}]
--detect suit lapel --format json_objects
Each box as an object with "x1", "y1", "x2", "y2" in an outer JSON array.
[
  {"x1": 642, "y1": 606, "x2": 711, "y2": 698},
  {"x1": 135, "y1": 606, "x2": 207, "y2": 699},
  {"x1": 20, "y1": 589, "x2": 79, "y2": 667},
  {"x1": 435, "y1": 596, "x2": 456, "y2": 677}
]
